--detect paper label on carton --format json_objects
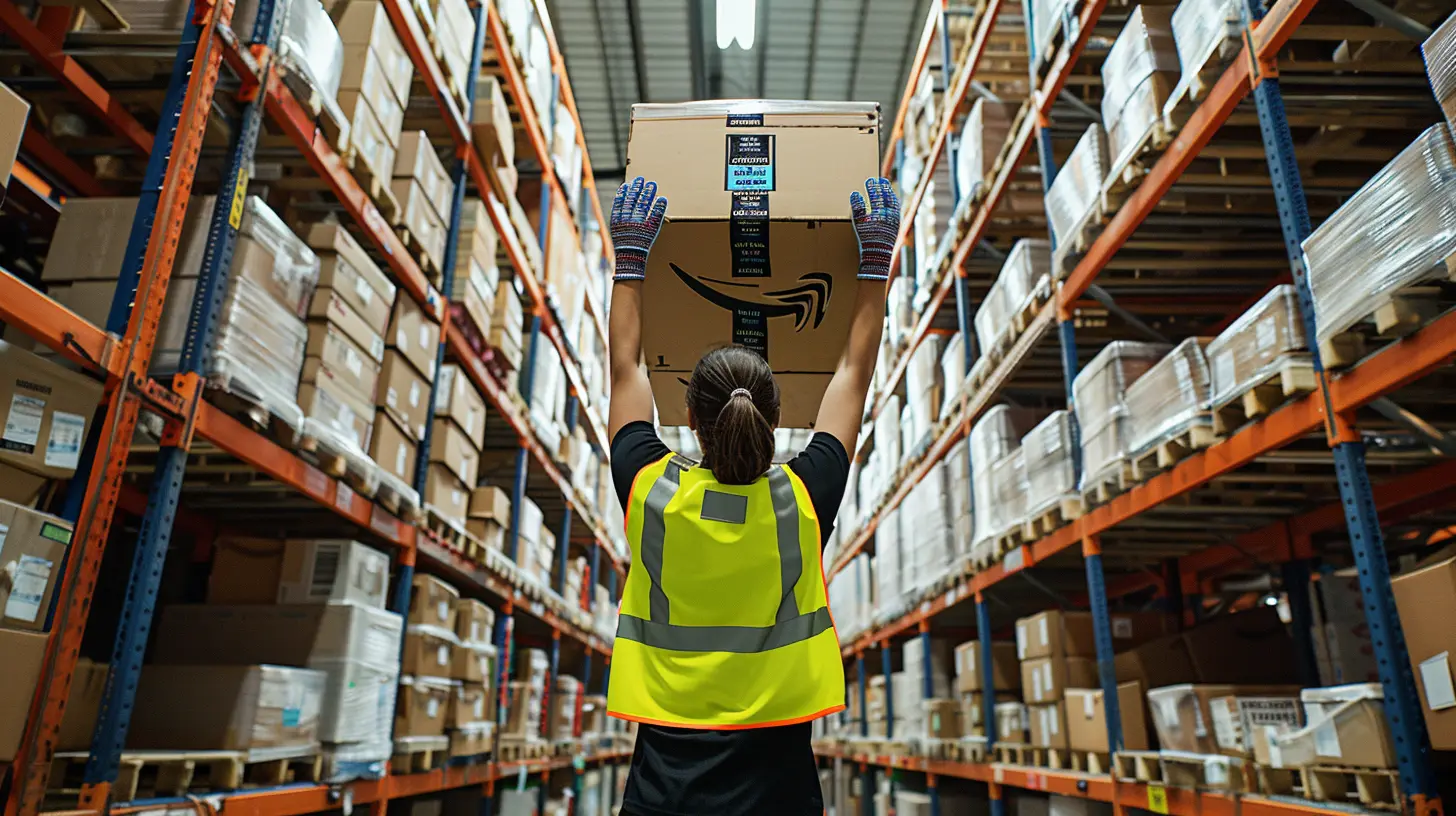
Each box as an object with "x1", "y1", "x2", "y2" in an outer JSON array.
[
  {"x1": 410, "y1": 381, "x2": 422, "y2": 407},
  {"x1": 1420, "y1": 652, "x2": 1456, "y2": 711},
  {"x1": 724, "y1": 134, "x2": 775, "y2": 191},
  {"x1": 1038, "y1": 617, "x2": 1049, "y2": 647},
  {"x1": 1211, "y1": 699, "x2": 1240, "y2": 750},
  {"x1": 4, "y1": 555, "x2": 51, "y2": 622},
  {"x1": 396, "y1": 328, "x2": 408, "y2": 349},
  {"x1": 427, "y1": 697, "x2": 440, "y2": 717},
  {"x1": 336, "y1": 481, "x2": 355, "y2": 512},
  {"x1": 354, "y1": 273, "x2": 373, "y2": 305},
  {"x1": 1203, "y1": 757, "x2": 1229, "y2": 785},
  {"x1": 1194, "y1": 702, "x2": 1207, "y2": 737},
  {"x1": 419, "y1": 325, "x2": 431, "y2": 350},
  {"x1": 1083, "y1": 693, "x2": 1095, "y2": 718},
  {"x1": 438, "y1": 645, "x2": 450, "y2": 666},
  {"x1": 45, "y1": 411, "x2": 86, "y2": 469},
  {"x1": 1112, "y1": 616, "x2": 1133, "y2": 639},
  {"x1": 0, "y1": 522, "x2": 8, "y2": 559},
  {"x1": 1314, "y1": 707, "x2": 1341, "y2": 757},
  {"x1": 3, "y1": 394, "x2": 44, "y2": 454},
  {"x1": 395, "y1": 444, "x2": 408, "y2": 477},
  {"x1": 1016, "y1": 626, "x2": 1027, "y2": 659},
  {"x1": 1032, "y1": 667, "x2": 1043, "y2": 701},
  {"x1": 471, "y1": 621, "x2": 481, "y2": 642},
  {"x1": 438, "y1": 600, "x2": 449, "y2": 622},
  {"x1": 1256, "y1": 318, "x2": 1277, "y2": 351},
  {"x1": 387, "y1": 386, "x2": 400, "y2": 410},
  {"x1": 475, "y1": 696, "x2": 485, "y2": 718},
  {"x1": 345, "y1": 346, "x2": 363, "y2": 377},
  {"x1": 726, "y1": 113, "x2": 764, "y2": 127}
]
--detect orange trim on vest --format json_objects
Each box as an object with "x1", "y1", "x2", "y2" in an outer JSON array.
[{"x1": 606, "y1": 703, "x2": 847, "y2": 731}]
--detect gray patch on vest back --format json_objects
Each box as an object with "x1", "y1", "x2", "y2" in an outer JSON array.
[{"x1": 700, "y1": 490, "x2": 748, "y2": 524}]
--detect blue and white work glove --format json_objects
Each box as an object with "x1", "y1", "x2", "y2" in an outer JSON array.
[
  {"x1": 850, "y1": 177, "x2": 901, "y2": 282},
  {"x1": 611, "y1": 176, "x2": 669, "y2": 282}
]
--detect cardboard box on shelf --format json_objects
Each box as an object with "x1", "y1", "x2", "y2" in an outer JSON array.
[
  {"x1": 624, "y1": 101, "x2": 880, "y2": 427},
  {"x1": 450, "y1": 259, "x2": 497, "y2": 339},
  {"x1": 502, "y1": 680, "x2": 537, "y2": 737},
  {"x1": 456, "y1": 598, "x2": 495, "y2": 646},
  {"x1": 1114, "y1": 632, "x2": 1196, "y2": 691},
  {"x1": 58, "y1": 658, "x2": 108, "y2": 750},
  {"x1": 1181, "y1": 607, "x2": 1299, "y2": 685},
  {"x1": 449, "y1": 722, "x2": 493, "y2": 758},
  {"x1": 452, "y1": 643, "x2": 493, "y2": 684},
  {"x1": 308, "y1": 289, "x2": 386, "y2": 362},
  {"x1": 41, "y1": 196, "x2": 215, "y2": 284},
  {"x1": 472, "y1": 76, "x2": 514, "y2": 168},
  {"x1": 128, "y1": 664, "x2": 326, "y2": 752},
  {"x1": 428, "y1": 419, "x2": 480, "y2": 486},
  {"x1": 409, "y1": 574, "x2": 459, "y2": 629},
  {"x1": 391, "y1": 178, "x2": 448, "y2": 274},
  {"x1": 465, "y1": 519, "x2": 506, "y2": 552},
  {"x1": 0, "y1": 500, "x2": 72, "y2": 631},
  {"x1": 1016, "y1": 610, "x2": 1170, "y2": 661},
  {"x1": 1065, "y1": 681, "x2": 1149, "y2": 752},
  {"x1": 396, "y1": 676, "x2": 451, "y2": 737},
  {"x1": 152, "y1": 603, "x2": 404, "y2": 669},
  {"x1": 954, "y1": 640, "x2": 1019, "y2": 693},
  {"x1": 377, "y1": 351, "x2": 431, "y2": 441},
  {"x1": 303, "y1": 323, "x2": 381, "y2": 405},
  {"x1": 435, "y1": 365, "x2": 487, "y2": 450},
  {"x1": 0, "y1": 83, "x2": 29, "y2": 189},
  {"x1": 388, "y1": 296, "x2": 441, "y2": 380},
  {"x1": 276, "y1": 539, "x2": 389, "y2": 608},
  {"x1": 0, "y1": 340, "x2": 105, "y2": 479},
  {"x1": 394, "y1": 132, "x2": 454, "y2": 221},
  {"x1": 1146, "y1": 684, "x2": 1302, "y2": 754},
  {"x1": 312, "y1": 657, "x2": 397, "y2": 745},
  {"x1": 1021, "y1": 656, "x2": 1098, "y2": 705},
  {"x1": 337, "y1": 89, "x2": 397, "y2": 184},
  {"x1": 1028, "y1": 702, "x2": 1067, "y2": 749},
  {"x1": 424, "y1": 465, "x2": 470, "y2": 528},
  {"x1": 207, "y1": 537, "x2": 285, "y2": 603},
  {"x1": 337, "y1": 45, "x2": 404, "y2": 138},
  {"x1": 1391, "y1": 553, "x2": 1456, "y2": 749},
  {"x1": 370, "y1": 411, "x2": 418, "y2": 481},
  {"x1": 468, "y1": 485, "x2": 511, "y2": 524},
  {"x1": 923, "y1": 699, "x2": 960, "y2": 739},
  {"x1": 1299, "y1": 684, "x2": 1398, "y2": 768},
  {"x1": 307, "y1": 223, "x2": 396, "y2": 333},
  {"x1": 402, "y1": 625, "x2": 456, "y2": 677},
  {"x1": 298, "y1": 374, "x2": 375, "y2": 451},
  {"x1": 1208, "y1": 692, "x2": 1302, "y2": 757},
  {"x1": 0, "y1": 628, "x2": 50, "y2": 761},
  {"x1": 331, "y1": 0, "x2": 413, "y2": 102},
  {"x1": 449, "y1": 683, "x2": 490, "y2": 728}
]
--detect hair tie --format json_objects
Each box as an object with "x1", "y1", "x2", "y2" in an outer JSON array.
[{"x1": 730, "y1": 388, "x2": 752, "y2": 400}]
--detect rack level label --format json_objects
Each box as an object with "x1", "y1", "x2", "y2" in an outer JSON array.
[{"x1": 1147, "y1": 784, "x2": 1168, "y2": 814}]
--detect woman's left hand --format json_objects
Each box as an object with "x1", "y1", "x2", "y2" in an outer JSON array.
[{"x1": 611, "y1": 176, "x2": 669, "y2": 282}]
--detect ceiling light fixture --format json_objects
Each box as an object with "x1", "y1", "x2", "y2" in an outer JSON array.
[{"x1": 716, "y1": 0, "x2": 757, "y2": 50}]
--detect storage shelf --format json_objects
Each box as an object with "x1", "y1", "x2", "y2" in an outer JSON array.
[{"x1": 0, "y1": 267, "x2": 120, "y2": 380}]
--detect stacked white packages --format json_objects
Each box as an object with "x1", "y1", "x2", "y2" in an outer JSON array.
[
  {"x1": 1074, "y1": 341, "x2": 1168, "y2": 491},
  {"x1": 956, "y1": 100, "x2": 1016, "y2": 211},
  {"x1": 946, "y1": 437, "x2": 974, "y2": 559},
  {"x1": 969, "y1": 406, "x2": 1045, "y2": 560},
  {"x1": 974, "y1": 239, "x2": 1053, "y2": 356},
  {"x1": 1101, "y1": 6, "x2": 1179, "y2": 171},
  {"x1": 1425, "y1": 12, "x2": 1456, "y2": 130},
  {"x1": 875, "y1": 507, "x2": 907, "y2": 621},
  {"x1": 940, "y1": 333, "x2": 967, "y2": 418},
  {"x1": 828, "y1": 553, "x2": 875, "y2": 643},
  {"x1": 1125, "y1": 337, "x2": 1215, "y2": 456},
  {"x1": 1045, "y1": 125, "x2": 1109, "y2": 252},
  {"x1": 1021, "y1": 410, "x2": 1078, "y2": 525},
  {"x1": 904, "y1": 335, "x2": 946, "y2": 455},
  {"x1": 1166, "y1": 0, "x2": 1243, "y2": 120},
  {"x1": 901, "y1": 462, "x2": 955, "y2": 594},
  {"x1": 1206, "y1": 284, "x2": 1307, "y2": 408}
]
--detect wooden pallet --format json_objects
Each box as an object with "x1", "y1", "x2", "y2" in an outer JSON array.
[
  {"x1": 1113, "y1": 750, "x2": 1164, "y2": 783},
  {"x1": 425, "y1": 508, "x2": 469, "y2": 548},
  {"x1": 1030, "y1": 0, "x2": 1090, "y2": 86},
  {"x1": 1211, "y1": 353, "x2": 1317, "y2": 434},
  {"x1": 1302, "y1": 765, "x2": 1401, "y2": 810},
  {"x1": 993, "y1": 742, "x2": 1047, "y2": 768},
  {"x1": 1021, "y1": 496, "x2": 1084, "y2": 541},
  {"x1": 297, "y1": 432, "x2": 378, "y2": 499},
  {"x1": 1100, "y1": 113, "x2": 1174, "y2": 215},
  {"x1": 1081, "y1": 461, "x2": 1133, "y2": 508},
  {"x1": 392, "y1": 736, "x2": 449, "y2": 773},
  {"x1": 344, "y1": 147, "x2": 402, "y2": 227},
  {"x1": 1318, "y1": 260, "x2": 1456, "y2": 369},
  {"x1": 1160, "y1": 752, "x2": 1253, "y2": 792},
  {"x1": 1162, "y1": 28, "x2": 1243, "y2": 132},
  {"x1": 1063, "y1": 750, "x2": 1111, "y2": 775},
  {"x1": 1052, "y1": 197, "x2": 1110, "y2": 279},
  {"x1": 552, "y1": 739, "x2": 580, "y2": 757},
  {"x1": 377, "y1": 477, "x2": 423, "y2": 521},
  {"x1": 1128, "y1": 423, "x2": 1219, "y2": 482},
  {"x1": 207, "y1": 387, "x2": 299, "y2": 450},
  {"x1": 51, "y1": 749, "x2": 321, "y2": 802},
  {"x1": 397, "y1": 223, "x2": 443, "y2": 283},
  {"x1": 497, "y1": 738, "x2": 550, "y2": 762},
  {"x1": 1256, "y1": 764, "x2": 1302, "y2": 797},
  {"x1": 957, "y1": 739, "x2": 988, "y2": 764}
]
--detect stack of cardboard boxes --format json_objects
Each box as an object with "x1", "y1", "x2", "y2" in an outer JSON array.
[
  {"x1": 471, "y1": 76, "x2": 517, "y2": 196},
  {"x1": 333, "y1": 0, "x2": 412, "y2": 204},
  {"x1": 398, "y1": 574, "x2": 497, "y2": 757},
  {"x1": 502, "y1": 647, "x2": 550, "y2": 748},
  {"x1": 953, "y1": 640, "x2": 1019, "y2": 740},
  {"x1": 450, "y1": 200, "x2": 502, "y2": 344},
  {"x1": 491, "y1": 278, "x2": 526, "y2": 376},
  {"x1": 515, "y1": 496, "x2": 557, "y2": 589},
  {"x1": 466, "y1": 484, "x2": 511, "y2": 552},
  {"x1": 902, "y1": 638, "x2": 958, "y2": 745},
  {"x1": 426, "y1": 363, "x2": 487, "y2": 528}
]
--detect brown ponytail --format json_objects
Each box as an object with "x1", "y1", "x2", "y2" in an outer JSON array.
[{"x1": 685, "y1": 346, "x2": 780, "y2": 484}]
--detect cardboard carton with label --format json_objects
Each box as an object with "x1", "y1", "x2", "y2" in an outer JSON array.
[
  {"x1": 624, "y1": 101, "x2": 880, "y2": 427},
  {"x1": 0, "y1": 499, "x2": 72, "y2": 631}
]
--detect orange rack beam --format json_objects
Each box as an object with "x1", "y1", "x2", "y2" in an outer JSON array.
[
  {"x1": 0, "y1": 268, "x2": 120, "y2": 380},
  {"x1": 882, "y1": 4, "x2": 942, "y2": 179}
]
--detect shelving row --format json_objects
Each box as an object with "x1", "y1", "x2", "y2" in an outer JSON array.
[
  {"x1": 0, "y1": 0, "x2": 634, "y2": 813},
  {"x1": 817, "y1": 0, "x2": 1456, "y2": 814}
]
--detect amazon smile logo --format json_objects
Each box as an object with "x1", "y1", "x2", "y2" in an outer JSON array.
[{"x1": 668, "y1": 263, "x2": 833, "y2": 332}]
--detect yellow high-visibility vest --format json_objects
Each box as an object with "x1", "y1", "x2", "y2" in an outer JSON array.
[{"x1": 606, "y1": 453, "x2": 845, "y2": 729}]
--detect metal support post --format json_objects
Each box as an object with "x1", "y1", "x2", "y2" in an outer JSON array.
[
  {"x1": 919, "y1": 625, "x2": 939, "y2": 814},
  {"x1": 557, "y1": 394, "x2": 579, "y2": 596},
  {"x1": 976, "y1": 595, "x2": 997, "y2": 750},
  {"x1": 588, "y1": 543, "x2": 601, "y2": 612},
  {"x1": 508, "y1": 315, "x2": 544, "y2": 561},
  {"x1": 545, "y1": 629, "x2": 561, "y2": 746},
  {"x1": 1280, "y1": 560, "x2": 1321, "y2": 687},
  {"x1": 881, "y1": 642, "x2": 894, "y2": 740},
  {"x1": 1242, "y1": 0, "x2": 1440, "y2": 802},
  {"x1": 1082, "y1": 535, "x2": 1123, "y2": 752},
  {"x1": 492, "y1": 604, "x2": 516, "y2": 759},
  {"x1": 857, "y1": 653, "x2": 869, "y2": 737},
  {"x1": 861, "y1": 764, "x2": 875, "y2": 816}
]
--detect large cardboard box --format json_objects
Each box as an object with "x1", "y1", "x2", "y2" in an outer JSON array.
[
  {"x1": 0, "y1": 628, "x2": 48, "y2": 761},
  {"x1": 1016, "y1": 610, "x2": 1170, "y2": 661},
  {"x1": 337, "y1": 45, "x2": 404, "y2": 139},
  {"x1": 370, "y1": 411, "x2": 418, "y2": 482},
  {"x1": 308, "y1": 289, "x2": 387, "y2": 363},
  {"x1": 1146, "y1": 683, "x2": 1302, "y2": 754},
  {"x1": 332, "y1": 0, "x2": 412, "y2": 103},
  {"x1": 40, "y1": 196, "x2": 215, "y2": 284},
  {"x1": 378, "y1": 351, "x2": 431, "y2": 441},
  {"x1": 0, "y1": 83, "x2": 29, "y2": 190},
  {"x1": 1391, "y1": 553, "x2": 1456, "y2": 749},
  {"x1": 298, "y1": 374, "x2": 375, "y2": 451},
  {"x1": 402, "y1": 625, "x2": 456, "y2": 677},
  {"x1": 396, "y1": 677, "x2": 450, "y2": 737},
  {"x1": 153, "y1": 603, "x2": 404, "y2": 670},
  {"x1": 276, "y1": 539, "x2": 389, "y2": 608},
  {"x1": 306, "y1": 223, "x2": 396, "y2": 332},
  {"x1": 1028, "y1": 701, "x2": 1067, "y2": 749},
  {"x1": 128, "y1": 664, "x2": 326, "y2": 752},
  {"x1": 1065, "y1": 681, "x2": 1149, "y2": 752},
  {"x1": 312, "y1": 657, "x2": 397, "y2": 744},
  {"x1": 0, "y1": 463, "x2": 48, "y2": 507},
  {"x1": 1021, "y1": 656, "x2": 1098, "y2": 704},
  {"x1": 1181, "y1": 608, "x2": 1298, "y2": 684},
  {"x1": 409, "y1": 573, "x2": 459, "y2": 629},
  {"x1": 468, "y1": 485, "x2": 511, "y2": 524},
  {"x1": 207, "y1": 536, "x2": 285, "y2": 603},
  {"x1": 424, "y1": 464, "x2": 470, "y2": 527},
  {"x1": 1299, "y1": 683, "x2": 1398, "y2": 768},
  {"x1": 449, "y1": 683, "x2": 490, "y2": 728},
  {"x1": 0, "y1": 500, "x2": 73, "y2": 630},
  {"x1": 391, "y1": 178, "x2": 448, "y2": 273},
  {"x1": 1114, "y1": 632, "x2": 1196, "y2": 690},
  {"x1": 429, "y1": 419, "x2": 480, "y2": 486},
  {"x1": 456, "y1": 598, "x2": 495, "y2": 645},
  {"x1": 452, "y1": 643, "x2": 493, "y2": 683},
  {"x1": 624, "y1": 101, "x2": 880, "y2": 427},
  {"x1": 1207, "y1": 692, "x2": 1302, "y2": 757},
  {"x1": 954, "y1": 640, "x2": 1019, "y2": 693},
  {"x1": 0, "y1": 340, "x2": 105, "y2": 478},
  {"x1": 389, "y1": 296, "x2": 441, "y2": 380},
  {"x1": 435, "y1": 365, "x2": 487, "y2": 450},
  {"x1": 472, "y1": 76, "x2": 514, "y2": 168},
  {"x1": 394, "y1": 132, "x2": 454, "y2": 221}
]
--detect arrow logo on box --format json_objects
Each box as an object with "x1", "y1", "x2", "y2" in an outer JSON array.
[{"x1": 668, "y1": 263, "x2": 833, "y2": 332}]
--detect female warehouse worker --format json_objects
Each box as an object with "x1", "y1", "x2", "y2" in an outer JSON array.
[{"x1": 604, "y1": 175, "x2": 899, "y2": 815}]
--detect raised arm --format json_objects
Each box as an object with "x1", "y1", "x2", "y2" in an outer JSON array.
[
  {"x1": 813, "y1": 178, "x2": 900, "y2": 453},
  {"x1": 608, "y1": 177, "x2": 669, "y2": 440}
]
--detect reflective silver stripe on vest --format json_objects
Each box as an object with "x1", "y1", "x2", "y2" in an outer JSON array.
[
  {"x1": 617, "y1": 607, "x2": 833, "y2": 653},
  {"x1": 640, "y1": 456, "x2": 691, "y2": 623},
  {"x1": 766, "y1": 467, "x2": 803, "y2": 623}
]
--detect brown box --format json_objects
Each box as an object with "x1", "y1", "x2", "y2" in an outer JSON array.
[
  {"x1": 394, "y1": 132, "x2": 454, "y2": 220},
  {"x1": 502, "y1": 680, "x2": 534, "y2": 737},
  {"x1": 337, "y1": 91, "x2": 396, "y2": 190},
  {"x1": 409, "y1": 573, "x2": 459, "y2": 629},
  {"x1": 1021, "y1": 656, "x2": 1098, "y2": 704},
  {"x1": 306, "y1": 223, "x2": 395, "y2": 333},
  {"x1": 337, "y1": 45, "x2": 404, "y2": 137},
  {"x1": 377, "y1": 351, "x2": 431, "y2": 441},
  {"x1": 0, "y1": 82, "x2": 27, "y2": 189},
  {"x1": 391, "y1": 178, "x2": 448, "y2": 273},
  {"x1": 472, "y1": 76, "x2": 514, "y2": 168},
  {"x1": 449, "y1": 683, "x2": 490, "y2": 728},
  {"x1": 207, "y1": 536, "x2": 284, "y2": 603},
  {"x1": 370, "y1": 411, "x2": 418, "y2": 482},
  {"x1": 309, "y1": 290, "x2": 385, "y2": 362},
  {"x1": 1146, "y1": 684, "x2": 1302, "y2": 754},
  {"x1": 1300, "y1": 684, "x2": 1398, "y2": 768},
  {"x1": 0, "y1": 500, "x2": 73, "y2": 631},
  {"x1": 332, "y1": 0, "x2": 413, "y2": 102},
  {"x1": 402, "y1": 627, "x2": 455, "y2": 677},
  {"x1": 389, "y1": 296, "x2": 441, "y2": 380},
  {"x1": 456, "y1": 598, "x2": 495, "y2": 645},
  {"x1": 452, "y1": 644, "x2": 493, "y2": 684},
  {"x1": 451, "y1": 259, "x2": 496, "y2": 337},
  {"x1": 1028, "y1": 702, "x2": 1067, "y2": 749},
  {"x1": 1181, "y1": 607, "x2": 1298, "y2": 684},
  {"x1": 1115, "y1": 632, "x2": 1196, "y2": 691},
  {"x1": 1392, "y1": 553, "x2": 1456, "y2": 749},
  {"x1": 0, "y1": 628, "x2": 51, "y2": 761},
  {"x1": 465, "y1": 519, "x2": 506, "y2": 552},
  {"x1": 625, "y1": 102, "x2": 880, "y2": 426},
  {"x1": 424, "y1": 465, "x2": 469, "y2": 527},
  {"x1": 449, "y1": 723, "x2": 493, "y2": 758},
  {"x1": 1208, "y1": 692, "x2": 1302, "y2": 757},
  {"x1": 429, "y1": 418, "x2": 480, "y2": 486},
  {"x1": 924, "y1": 699, "x2": 960, "y2": 739},
  {"x1": 304, "y1": 323, "x2": 381, "y2": 406},
  {"x1": 59, "y1": 658, "x2": 108, "y2": 751},
  {"x1": 954, "y1": 641, "x2": 1018, "y2": 693},
  {"x1": 435, "y1": 364, "x2": 487, "y2": 450},
  {"x1": 0, "y1": 462, "x2": 48, "y2": 507},
  {"x1": 468, "y1": 485, "x2": 511, "y2": 523},
  {"x1": 457, "y1": 199, "x2": 499, "y2": 272},
  {"x1": 0, "y1": 340, "x2": 105, "y2": 478},
  {"x1": 1065, "y1": 681, "x2": 1149, "y2": 753},
  {"x1": 298, "y1": 374, "x2": 376, "y2": 451},
  {"x1": 1016, "y1": 610, "x2": 1170, "y2": 661},
  {"x1": 128, "y1": 664, "x2": 326, "y2": 751},
  {"x1": 396, "y1": 677, "x2": 451, "y2": 737}
]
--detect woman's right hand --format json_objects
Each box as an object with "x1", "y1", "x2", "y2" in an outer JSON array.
[{"x1": 611, "y1": 176, "x2": 669, "y2": 282}]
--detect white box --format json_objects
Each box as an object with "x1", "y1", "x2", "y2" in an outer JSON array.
[
  {"x1": 278, "y1": 539, "x2": 390, "y2": 608},
  {"x1": 313, "y1": 657, "x2": 398, "y2": 743}
]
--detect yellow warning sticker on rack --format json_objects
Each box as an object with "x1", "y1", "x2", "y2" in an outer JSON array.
[
  {"x1": 229, "y1": 167, "x2": 250, "y2": 229},
  {"x1": 1147, "y1": 784, "x2": 1169, "y2": 814}
]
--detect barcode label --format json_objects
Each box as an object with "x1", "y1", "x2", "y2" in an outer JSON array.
[{"x1": 311, "y1": 543, "x2": 342, "y2": 599}]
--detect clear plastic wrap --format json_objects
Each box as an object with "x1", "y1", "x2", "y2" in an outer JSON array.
[
  {"x1": 277, "y1": 0, "x2": 344, "y2": 102},
  {"x1": 875, "y1": 507, "x2": 905, "y2": 620},
  {"x1": 1206, "y1": 284, "x2": 1307, "y2": 408},
  {"x1": 1168, "y1": 0, "x2": 1242, "y2": 97},
  {"x1": 940, "y1": 333, "x2": 967, "y2": 418},
  {"x1": 1125, "y1": 337, "x2": 1214, "y2": 456},
  {"x1": 1303, "y1": 124, "x2": 1456, "y2": 344},
  {"x1": 970, "y1": 406, "x2": 1045, "y2": 547},
  {"x1": 902, "y1": 462, "x2": 954, "y2": 592},
  {"x1": 1045, "y1": 125, "x2": 1109, "y2": 249},
  {"x1": 1021, "y1": 410, "x2": 1078, "y2": 520},
  {"x1": 906, "y1": 334, "x2": 945, "y2": 437},
  {"x1": 1106, "y1": 74, "x2": 1171, "y2": 173},
  {"x1": 975, "y1": 239, "x2": 1052, "y2": 354},
  {"x1": 1425, "y1": 14, "x2": 1456, "y2": 129},
  {"x1": 1029, "y1": 0, "x2": 1075, "y2": 60},
  {"x1": 1100, "y1": 5, "x2": 1178, "y2": 130},
  {"x1": 989, "y1": 448, "x2": 1027, "y2": 540},
  {"x1": 876, "y1": 394, "x2": 903, "y2": 474},
  {"x1": 1073, "y1": 341, "x2": 1168, "y2": 487},
  {"x1": 956, "y1": 100, "x2": 1016, "y2": 202}
]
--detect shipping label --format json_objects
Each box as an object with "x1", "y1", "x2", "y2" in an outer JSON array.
[
  {"x1": 5, "y1": 554, "x2": 52, "y2": 622},
  {"x1": 3, "y1": 394, "x2": 44, "y2": 454},
  {"x1": 725, "y1": 134, "x2": 775, "y2": 191},
  {"x1": 729, "y1": 192, "x2": 771, "y2": 358}
]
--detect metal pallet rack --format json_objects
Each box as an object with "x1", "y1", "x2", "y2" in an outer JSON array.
[
  {"x1": 822, "y1": 0, "x2": 1454, "y2": 815},
  {"x1": 0, "y1": 0, "x2": 631, "y2": 812}
]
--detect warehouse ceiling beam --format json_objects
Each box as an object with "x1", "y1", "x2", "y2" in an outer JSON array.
[
  {"x1": 803, "y1": 0, "x2": 822, "y2": 99},
  {"x1": 848, "y1": 0, "x2": 873, "y2": 101},
  {"x1": 1367, "y1": 398, "x2": 1456, "y2": 456},
  {"x1": 625, "y1": 0, "x2": 649, "y2": 102},
  {"x1": 1338, "y1": 0, "x2": 1433, "y2": 40},
  {"x1": 1083, "y1": 284, "x2": 1170, "y2": 344}
]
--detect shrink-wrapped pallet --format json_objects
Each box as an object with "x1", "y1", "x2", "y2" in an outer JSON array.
[
  {"x1": 969, "y1": 406, "x2": 1045, "y2": 551},
  {"x1": 1206, "y1": 284, "x2": 1308, "y2": 408},
  {"x1": 946, "y1": 437, "x2": 973, "y2": 555},
  {"x1": 956, "y1": 100, "x2": 1016, "y2": 205},
  {"x1": 1107, "y1": 74, "x2": 1172, "y2": 175},
  {"x1": 974, "y1": 240, "x2": 1052, "y2": 356},
  {"x1": 1426, "y1": 13, "x2": 1456, "y2": 130},
  {"x1": 906, "y1": 334, "x2": 946, "y2": 434},
  {"x1": 1101, "y1": 5, "x2": 1178, "y2": 131},
  {"x1": 1125, "y1": 337, "x2": 1214, "y2": 456},
  {"x1": 278, "y1": 0, "x2": 344, "y2": 101},
  {"x1": 1021, "y1": 410, "x2": 1078, "y2": 522},
  {"x1": 1073, "y1": 341, "x2": 1167, "y2": 490},
  {"x1": 876, "y1": 394, "x2": 903, "y2": 477},
  {"x1": 1045, "y1": 125, "x2": 1109, "y2": 250},
  {"x1": 989, "y1": 448, "x2": 1027, "y2": 542},
  {"x1": 876, "y1": 507, "x2": 906, "y2": 620},
  {"x1": 1303, "y1": 124, "x2": 1456, "y2": 345},
  {"x1": 940, "y1": 333, "x2": 967, "y2": 418},
  {"x1": 902, "y1": 462, "x2": 955, "y2": 593},
  {"x1": 1167, "y1": 0, "x2": 1242, "y2": 103},
  {"x1": 1028, "y1": 0, "x2": 1075, "y2": 61}
]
